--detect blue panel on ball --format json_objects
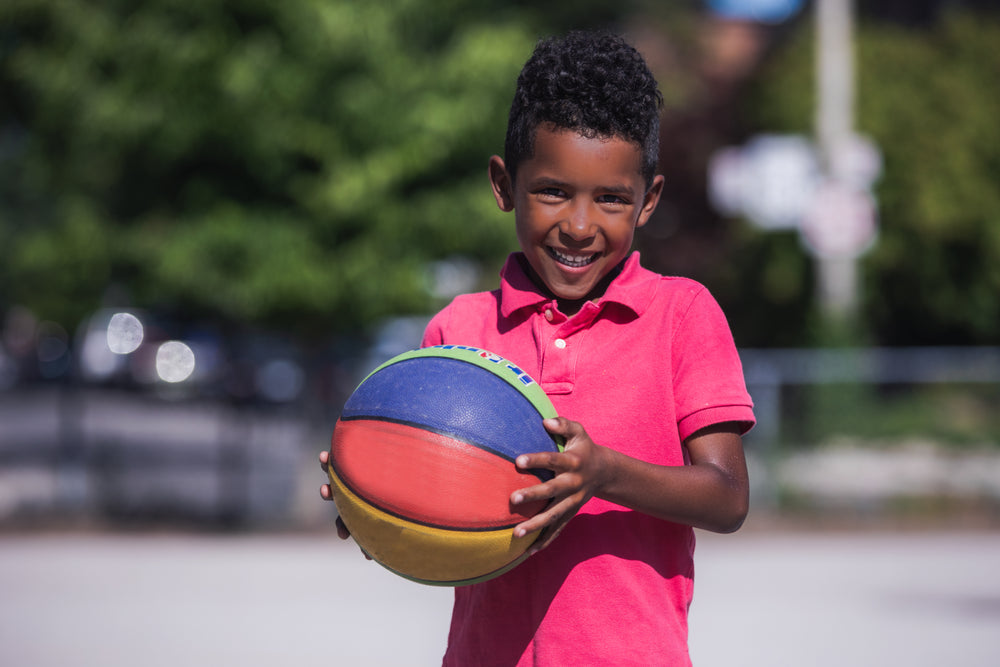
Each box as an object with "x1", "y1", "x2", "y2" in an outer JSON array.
[{"x1": 342, "y1": 357, "x2": 557, "y2": 464}]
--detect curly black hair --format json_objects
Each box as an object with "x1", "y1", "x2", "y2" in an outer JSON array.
[{"x1": 504, "y1": 31, "x2": 663, "y2": 188}]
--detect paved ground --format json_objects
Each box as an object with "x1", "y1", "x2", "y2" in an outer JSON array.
[
  {"x1": 689, "y1": 529, "x2": 1000, "y2": 667},
  {"x1": 2, "y1": 527, "x2": 998, "y2": 666}
]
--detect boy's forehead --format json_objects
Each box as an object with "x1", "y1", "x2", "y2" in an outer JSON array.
[{"x1": 521, "y1": 125, "x2": 645, "y2": 181}]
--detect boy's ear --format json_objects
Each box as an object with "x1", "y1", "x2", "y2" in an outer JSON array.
[
  {"x1": 488, "y1": 155, "x2": 515, "y2": 212},
  {"x1": 635, "y1": 174, "x2": 665, "y2": 229}
]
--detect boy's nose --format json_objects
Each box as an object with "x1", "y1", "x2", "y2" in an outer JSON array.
[{"x1": 561, "y1": 204, "x2": 596, "y2": 241}]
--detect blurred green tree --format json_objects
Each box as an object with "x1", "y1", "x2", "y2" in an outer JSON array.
[
  {"x1": 24, "y1": 2, "x2": 995, "y2": 349},
  {"x1": 0, "y1": 0, "x2": 574, "y2": 336},
  {"x1": 1, "y1": 0, "x2": 702, "y2": 339},
  {"x1": 740, "y1": 9, "x2": 1000, "y2": 345}
]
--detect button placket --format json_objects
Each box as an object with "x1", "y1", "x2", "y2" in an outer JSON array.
[{"x1": 535, "y1": 304, "x2": 575, "y2": 393}]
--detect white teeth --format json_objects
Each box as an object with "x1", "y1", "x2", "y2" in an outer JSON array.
[{"x1": 549, "y1": 247, "x2": 597, "y2": 268}]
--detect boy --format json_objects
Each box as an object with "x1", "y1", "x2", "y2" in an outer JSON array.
[{"x1": 321, "y1": 30, "x2": 754, "y2": 665}]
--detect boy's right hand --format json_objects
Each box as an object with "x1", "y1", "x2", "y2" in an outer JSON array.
[
  {"x1": 510, "y1": 417, "x2": 611, "y2": 555},
  {"x1": 319, "y1": 450, "x2": 364, "y2": 546}
]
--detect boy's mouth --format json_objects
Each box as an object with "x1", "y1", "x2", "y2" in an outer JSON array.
[{"x1": 547, "y1": 247, "x2": 599, "y2": 269}]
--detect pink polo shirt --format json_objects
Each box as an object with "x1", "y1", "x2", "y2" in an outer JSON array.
[{"x1": 422, "y1": 252, "x2": 754, "y2": 667}]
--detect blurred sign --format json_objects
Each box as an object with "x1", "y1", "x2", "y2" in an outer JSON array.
[
  {"x1": 709, "y1": 134, "x2": 820, "y2": 230},
  {"x1": 799, "y1": 181, "x2": 878, "y2": 259},
  {"x1": 827, "y1": 132, "x2": 883, "y2": 191},
  {"x1": 707, "y1": 0, "x2": 805, "y2": 23},
  {"x1": 709, "y1": 132, "x2": 882, "y2": 259}
]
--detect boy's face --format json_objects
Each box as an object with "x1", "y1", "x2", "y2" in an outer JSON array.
[{"x1": 490, "y1": 125, "x2": 663, "y2": 313}]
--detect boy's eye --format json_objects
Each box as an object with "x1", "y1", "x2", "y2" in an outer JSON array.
[{"x1": 597, "y1": 194, "x2": 628, "y2": 205}]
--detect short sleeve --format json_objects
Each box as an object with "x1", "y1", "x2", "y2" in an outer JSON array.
[{"x1": 671, "y1": 287, "x2": 755, "y2": 441}]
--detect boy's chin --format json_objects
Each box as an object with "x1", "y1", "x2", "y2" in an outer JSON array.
[
  {"x1": 549, "y1": 283, "x2": 597, "y2": 303},
  {"x1": 547, "y1": 275, "x2": 611, "y2": 309}
]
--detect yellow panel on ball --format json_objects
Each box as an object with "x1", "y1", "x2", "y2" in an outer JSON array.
[{"x1": 329, "y1": 467, "x2": 539, "y2": 586}]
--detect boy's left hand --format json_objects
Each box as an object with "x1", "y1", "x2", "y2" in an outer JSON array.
[{"x1": 510, "y1": 417, "x2": 610, "y2": 555}]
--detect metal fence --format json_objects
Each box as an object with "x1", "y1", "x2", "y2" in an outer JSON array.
[
  {"x1": 741, "y1": 347, "x2": 1000, "y2": 515},
  {"x1": 2, "y1": 347, "x2": 998, "y2": 527},
  {"x1": 742, "y1": 346, "x2": 1000, "y2": 447}
]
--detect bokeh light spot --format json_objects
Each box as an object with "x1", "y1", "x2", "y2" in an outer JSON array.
[
  {"x1": 107, "y1": 312, "x2": 144, "y2": 355},
  {"x1": 156, "y1": 341, "x2": 196, "y2": 383}
]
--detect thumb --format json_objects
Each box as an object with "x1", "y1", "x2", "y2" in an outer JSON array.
[
  {"x1": 543, "y1": 415, "x2": 581, "y2": 435},
  {"x1": 543, "y1": 416, "x2": 581, "y2": 449}
]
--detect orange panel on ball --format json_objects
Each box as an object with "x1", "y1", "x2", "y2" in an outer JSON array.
[{"x1": 331, "y1": 418, "x2": 547, "y2": 530}]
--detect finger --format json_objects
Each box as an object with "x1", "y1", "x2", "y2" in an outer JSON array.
[
  {"x1": 513, "y1": 512, "x2": 548, "y2": 539},
  {"x1": 318, "y1": 449, "x2": 330, "y2": 471},
  {"x1": 514, "y1": 501, "x2": 574, "y2": 549},
  {"x1": 543, "y1": 416, "x2": 581, "y2": 438},
  {"x1": 336, "y1": 517, "x2": 373, "y2": 560},
  {"x1": 513, "y1": 493, "x2": 577, "y2": 538},
  {"x1": 511, "y1": 454, "x2": 585, "y2": 507},
  {"x1": 543, "y1": 416, "x2": 566, "y2": 433},
  {"x1": 515, "y1": 451, "x2": 568, "y2": 474},
  {"x1": 510, "y1": 480, "x2": 554, "y2": 507},
  {"x1": 335, "y1": 515, "x2": 351, "y2": 539},
  {"x1": 545, "y1": 417, "x2": 589, "y2": 455},
  {"x1": 320, "y1": 483, "x2": 333, "y2": 501}
]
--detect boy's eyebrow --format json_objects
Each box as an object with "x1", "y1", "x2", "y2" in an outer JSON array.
[
  {"x1": 528, "y1": 176, "x2": 637, "y2": 195},
  {"x1": 527, "y1": 176, "x2": 570, "y2": 190}
]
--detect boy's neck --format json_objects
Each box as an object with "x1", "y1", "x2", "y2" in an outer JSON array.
[{"x1": 516, "y1": 253, "x2": 627, "y2": 317}]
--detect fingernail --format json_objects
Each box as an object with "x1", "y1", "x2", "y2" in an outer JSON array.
[{"x1": 511, "y1": 493, "x2": 523, "y2": 505}]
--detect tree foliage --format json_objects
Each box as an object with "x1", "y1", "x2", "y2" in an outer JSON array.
[
  {"x1": 741, "y1": 9, "x2": 1000, "y2": 345},
  {"x1": 8, "y1": 2, "x2": 995, "y2": 348},
  {"x1": 0, "y1": 0, "x2": 549, "y2": 337}
]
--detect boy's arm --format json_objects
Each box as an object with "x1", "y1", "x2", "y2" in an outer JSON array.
[{"x1": 511, "y1": 418, "x2": 749, "y2": 553}]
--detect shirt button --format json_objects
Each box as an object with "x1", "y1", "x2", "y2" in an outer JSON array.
[
  {"x1": 554, "y1": 338, "x2": 567, "y2": 349},
  {"x1": 544, "y1": 309, "x2": 554, "y2": 321}
]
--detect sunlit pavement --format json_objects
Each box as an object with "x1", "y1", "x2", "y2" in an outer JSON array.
[
  {"x1": 1, "y1": 527, "x2": 998, "y2": 667},
  {"x1": 690, "y1": 528, "x2": 1000, "y2": 667}
]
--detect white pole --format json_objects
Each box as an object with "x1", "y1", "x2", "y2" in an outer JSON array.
[{"x1": 814, "y1": 0, "x2": 858, "y2": 323}]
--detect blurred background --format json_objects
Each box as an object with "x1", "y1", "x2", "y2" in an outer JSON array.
[{"x1": 2, "y1": 1, "x2": 999, "y2": 665}]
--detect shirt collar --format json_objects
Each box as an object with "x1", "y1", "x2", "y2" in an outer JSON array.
[{"x1": 498, "y1": 251, "x2": 657, "y2": 320}]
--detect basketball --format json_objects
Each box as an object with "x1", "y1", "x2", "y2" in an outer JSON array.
[{"x1": 327, "y1": 344, "x2": 562, "y2": 586}]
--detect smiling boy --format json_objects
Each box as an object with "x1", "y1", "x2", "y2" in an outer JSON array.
[
  {"x1": 321, "y1": 31, "x2": 755, "y2": 665},
  {"x1": 489, "y1": 125, "x2": 662, "y2": 315}
]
